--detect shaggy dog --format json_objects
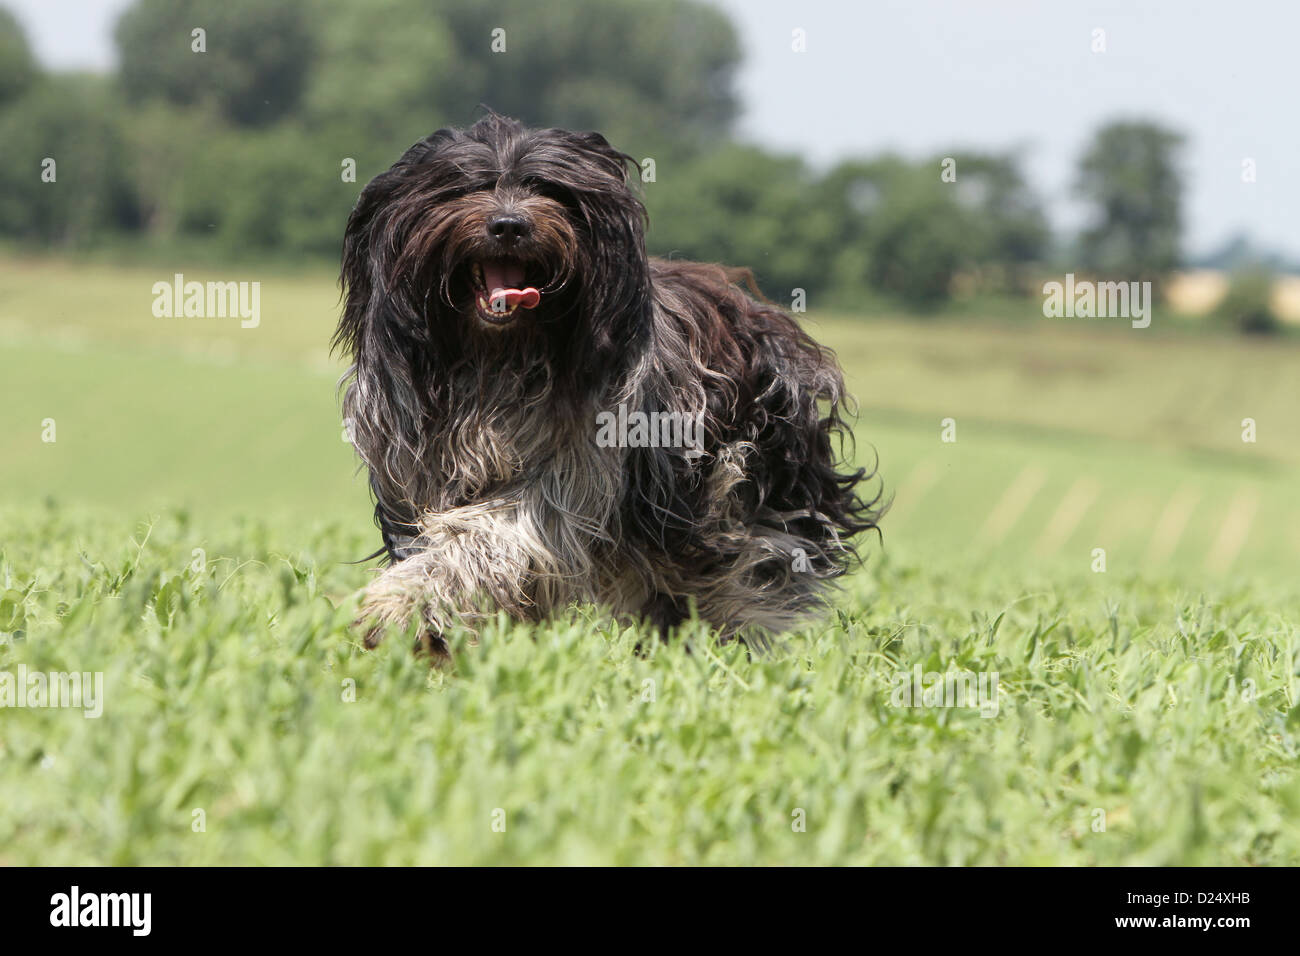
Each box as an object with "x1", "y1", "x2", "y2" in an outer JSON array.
[{"x1": 335, "y1": 113, "x2": 882, "y2": 662}]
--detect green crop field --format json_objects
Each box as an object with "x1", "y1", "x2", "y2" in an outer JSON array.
[{"x1": 2, "y1": 256, "x2": 1298, "y2": 864}]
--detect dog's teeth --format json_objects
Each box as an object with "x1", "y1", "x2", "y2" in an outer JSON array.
[{"x1": 476, "y1": 290, "x2": 517, "y2": 321}]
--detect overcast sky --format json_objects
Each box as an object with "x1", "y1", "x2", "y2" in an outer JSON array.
[{"x1": 5, "y1": 0, "x2": 1295, "y2": 260}]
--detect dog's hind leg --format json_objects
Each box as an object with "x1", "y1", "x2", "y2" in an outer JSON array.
[
  {"x1": 634, "y1": 593, "x2": 689, "y2": 654},
  {"x1": 643, "y1": 592, "x2": 687, "y2": 639}
]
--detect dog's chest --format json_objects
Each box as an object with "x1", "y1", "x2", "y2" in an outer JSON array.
[{"x1": 428, "y1": 384, "x2": 618, "y2": 523}]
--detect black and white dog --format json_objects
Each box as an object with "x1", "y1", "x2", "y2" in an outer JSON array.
[{"x1": 335, "y1": 113, "x2": 882, "y2": 661}]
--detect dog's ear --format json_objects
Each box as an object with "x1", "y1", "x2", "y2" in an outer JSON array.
[
  {"x1": 335, "y1": 135, "x2": 445, "y2": 354},
  {"x1": 536, "y1": 129, "x2": 654, "y2": 379},
  {"x1": 335, "y1": 163, "x2": 431, "y2": 528},
  {"x1": 335, "y1": 166, "x2": 393, "y2": 359},
  {"x1": 335, "y1": 132, "x2": 453, "y2": 348},
  {"x1": 563, "y1": 130, "x2": 638, "y2": 185}
]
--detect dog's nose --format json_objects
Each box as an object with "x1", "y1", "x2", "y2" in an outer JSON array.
[{"x1": 486, "y1": 214, "x2": 531, "y2": 243}]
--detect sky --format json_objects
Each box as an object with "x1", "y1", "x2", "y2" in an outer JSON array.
[{"x1": 4, "y1": 0, "x2": 1295, "y2": 261}]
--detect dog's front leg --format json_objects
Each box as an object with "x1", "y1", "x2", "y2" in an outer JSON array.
[{"x1": 356, "y1": 503, "x2": 541, "y2": 662}]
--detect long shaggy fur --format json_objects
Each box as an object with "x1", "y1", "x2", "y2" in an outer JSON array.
[{"x1": 335, "y1": 113, "x2": 883, "y2": 661}]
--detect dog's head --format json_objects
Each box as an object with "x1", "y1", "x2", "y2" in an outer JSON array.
[{"x1": 337, "y1": 113, "x2": 652, "y2": 378}]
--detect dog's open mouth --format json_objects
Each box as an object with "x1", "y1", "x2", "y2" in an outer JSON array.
[{"x1": 470, "y1": 258, "x2": 542, "y2": 324}]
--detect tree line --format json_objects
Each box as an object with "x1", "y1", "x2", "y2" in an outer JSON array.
[{"x1": 0, "y1": 0, "x2": 1215, "y2": 317}]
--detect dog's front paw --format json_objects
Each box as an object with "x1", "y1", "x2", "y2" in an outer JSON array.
[
  {"x1": 354, "y1": 579, "x2": 420, "y2": 648},
  {"x1": 356, "y1": 587, "x2": 455, "y2": 667}
]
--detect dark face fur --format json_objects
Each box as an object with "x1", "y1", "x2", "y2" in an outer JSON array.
[
  {"x1": 337, "y1": 114, "x2": 882, "y2": 656},
  {"x1": 335, "y1": 113, "x2": 653, "y2": 390}
]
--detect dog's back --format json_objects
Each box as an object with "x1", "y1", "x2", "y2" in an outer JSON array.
[{"x1": 607, "y1": 258, "x2": 883, "y2": 637}]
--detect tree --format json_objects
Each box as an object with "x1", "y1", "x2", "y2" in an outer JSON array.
[
  {"x1": 302, "y1": 0, "x2": 458, "y2": 157},
  {"x1": 1076, "y1": 120, "x2": 1185, "y2": 289},
  {"x1": 0, "y1": 7, "x2": 37, "y2": 107},
  {"x1": 300, "y1": 0, "x2": 739, "y2": 160},
  {"x1": 819, "y1": 152, "x2": 1049, "y2": 306},
  {"x1": 644, "y1": 145, "x2": 835, "y2": 303},
  {"x1": 429, "y1": 0, "x2": 740, "y2": 148},
  {"x1": 301, "y1": 0, "x2": 747, "y2": 242},
  {"x1": 114, "y1": 0, "x2": 314, "y2": 127},
  {"x1": 945, "y1": 152, "x2": 1050, "y2": 294},
  {"x1": 0, "y1": 75, "x2": 137, "y2": 244},
  {"x1": 861, "y1": 169, "x2": 971, "y2": 309}
]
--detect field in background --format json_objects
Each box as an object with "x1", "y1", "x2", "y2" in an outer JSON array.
[
  {"x1": 2, "y1": 257, "x2": 1298, "y2": 864},
  {"x1": 1166, "y1": 269, "x2": 1300, "y2": 322},
  {"x1": 4, "y1": 256, "x2": 1300, "y2": 581}
]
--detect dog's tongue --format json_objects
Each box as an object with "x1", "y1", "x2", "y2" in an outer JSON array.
[{"x1": 483, "y1": 259, "x2": 541, "y2": 311}]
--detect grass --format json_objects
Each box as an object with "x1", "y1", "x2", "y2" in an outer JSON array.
[{"x1": 1, "y1": 256, "x2": 1298, "y2": 864}]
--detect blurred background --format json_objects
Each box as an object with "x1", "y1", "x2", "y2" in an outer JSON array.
[{"x1": 1, "y1": 0, "x2": 1297, "y2": 586}]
